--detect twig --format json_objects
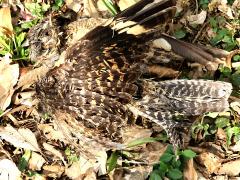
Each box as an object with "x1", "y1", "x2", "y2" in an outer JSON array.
[{"x1": 192, "y1": 22, "x2": 208, "y2": 43}]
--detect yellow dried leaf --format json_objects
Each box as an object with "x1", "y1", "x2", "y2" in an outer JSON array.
[
  {"x1": 216, "y1": 159, "x2": 240, "y2": 176},
  {"x1": 65, "y1": 157, "x2": 95, "y2": 179},
  {"x1": 184, "y1": 159, "x2": 198, "y2": 180},
  {"x1": 197, "y1": 152, "x2": 221, "y2": 174},
  {"x1": 0, "y1": 6, "x2": 13, "y2": 37},
  {"x1": 0, "y1": 57, "x2": 19, "y2": 111},
  {"x1": 42, "y1": 165, "x2": 64, "y2": 178},
  {"x1": 0, "y1": 125, "x2": 41, "y2": 152},
  {"x1": 43, "y1": 143, "x2": 67, "y2": 166},
  {"x1": 28, "y1": 152, "x2": 46, "y2": 171}
]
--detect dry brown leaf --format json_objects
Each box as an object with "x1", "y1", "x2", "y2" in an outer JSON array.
[
  {"x1": 197, "y1": 152, "x2": 222, "y2": 174},
  {"x1": 38, "y1": 124, "x2": 66, "y2": 142},
  {"x1": 28, "y1": 152, "x2": 46, "y2": 171},
  {"x1": 83, "y1": 170, "x2": 97, "y2": 180},
  {"x1": 145, "y1": 142, "x2": 168, "y2": 165},
  {"x1": 153, "y1": 38, "x2": 172, "y2": 51},
  {"x1": 218, "y1": 0, "x2": 234, "y2": 19},
  {"x1": 65, "y1": 0, "x2": 82, "y2": 12},
  {"x1": 184, "y1": 159, "x2": 198, "y2": 180},
  {"x1": 122, "y1": 126, "x2": 152, "y2": 145},
  {"x1": 42, "y1": 164, "x2": 64, "y2": 178},
  {"x1": 196, "y1": 171, "x2": 207, "y2": 180},
  {"x1": 187, "y1": 10, "x2": 207, "y2": 25},
  {"x1": 230, "y1": 102, "x2": 240, "y2": 115},
  {"x1": 16, "y1": 66, "x2": 49, "y2": 90},
  {"x1": 212, "y1": 176, "x2": 228, "y2": 180},
  {"x1": 0, "y1": 125, "x2": 41, "y2": 152},
  {"x1": 216, "y1": 159, "x2": 240, "y2": 176},
  {"x1": 42, "y1": 143, "x2": 67, "y2": 166},
  {"x1": 0, "y1": 159, "x2": 21, "y2": 180},
  {"x1": 0, "y1": 56, "x2": 19, "y2": 111},
  {"x1": 6, "y1": 113, "x2": 19, "y2": 126},
  {"x1": 13, "y1": 91, "x2": 35, "y2": 106},
  {"x1": 118, "y1": 0, "x2": 137, "y2": 11},
  {"x1": 0, "y1": 6, "x2": 13, "y2": 37},
  {"x1": 110, "y1": 166, "x2": 151, "y2": 180},
  {"x1": 83, "y1": 0, "x2": 101, "y2": 18},
  {"x1": 65, "y1": 156, "x2": 95, "y2": 179},
  {"x1": 208, "y1": 0, "x2": 234, "y2": 19},
  {"x1": 216, "y1": 128, "x2": 227, "y2": 141}
]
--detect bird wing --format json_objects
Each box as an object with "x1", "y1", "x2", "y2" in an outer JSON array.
[
  {"x1": 38, "y1": 0, "x2": 178, "y2": 143},
  {"x1": 37, "y1": 0, "x2": 232, "y2": 148}
]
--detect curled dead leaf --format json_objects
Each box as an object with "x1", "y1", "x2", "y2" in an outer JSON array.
[
  {"x1": 216, "y1": 128, "x2": 227, "y2": 141},
  {"x1": 216, "y1": 159, "x2": 240, "y2": 176},
  {"x1": 0, "y1": 6, "x2": 13, "y2": 37},
  {"x1": 43, "y1": 143, "x2": 67, "y2": 166},
  {"x1": 110, "y1": 166, "x2": 151, "y2": 180},
  {"x1": 208, "y1": 0, "x2": 234, "y2": 19},
  {"x1": 229, "y1": 140, "x2": 240, "y2": 152},
  {"x1": 65, "y1": 0, "x2": 83, "y2": 12},
  {"x1": 13, "y1": 91, "x2": 35, "y2": 106},
  {"x1": 42, "y1": 164, "x2": 64, "y2": 178},
  {"x1": 28, "y1": 152, "x2": 46, "y2": 171},
  {"x1": 83, "y1": 0, "x2": 101, "y2": 18},
  {"x1": 38, "y1": 124, "x2": 66, "y2": 142},
  {"x1": 122, "y1": 126, "x2": 152, "y2": 145},
  {"x1": 145, "y1": 142, "x2": 168, "y2": 164},
  {"x1": 65, "y1": 157, "x2": 96, "y2": 179},
  {"x1": 230, "y1": 102, "x2": 240, "y2": 115},
  {"x1": 184, "y1": 159, "x2": 198, "y2": 180},
  {"x1": 0, "y1": 125, "x2": 41, "y2": 152},
  {"x1": 95, "y1": 151, "x2": 108, "y2": 176},
  {"x1": 187, "y1": 11, "x2": 207, "y2": 25},
  {"x1": 0, "y1": 56, "x2": 19, "y2": 111},
  {"x1": 197, "y1": 152, "x2": 222, "y2": 174}
]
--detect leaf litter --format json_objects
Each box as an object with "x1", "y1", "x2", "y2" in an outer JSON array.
[{"x1": 0, "y1": 0, "x2": 240, "y2": 179}]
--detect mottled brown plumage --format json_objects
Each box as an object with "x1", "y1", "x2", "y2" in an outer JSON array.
[{"x1": 31, "y1": 0, "x2": 232, "y2": 150}]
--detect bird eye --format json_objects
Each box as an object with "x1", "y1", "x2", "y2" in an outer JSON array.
[{"x1": 40, "y1": 76, "x2": 56, "y2": 88}]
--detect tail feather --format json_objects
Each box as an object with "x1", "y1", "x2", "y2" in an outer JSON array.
[
  {"x1": 78, "y1": 0, "x2": 227, "y2": 70},
  {"x1": 196, "y1": 44, "x2": 230, "y2": 58},
  {"x1": 131, "y1": 79, "x2": 232, "y2": 148},
  {"x1": 155, "y1": 34, "x2": 228, "y2": 70},
  {"x1": 142, "y1": 79, "x2": 232, "y2": 116},
  {"x1": 115, "y1": 0, "x2": 176, "y2": 28},
  {"x1": 157, "y1": 79, "x2": 233, "y2": 100},
  {"x1": 161, "y1": 34, "x2": 215, "y2": 61}
]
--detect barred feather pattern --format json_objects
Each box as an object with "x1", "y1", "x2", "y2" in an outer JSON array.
[
  {"x1": 35, "y1": 0, "x2": 232, "y2": 148},
  {"x1": 129, "y1": 79, "x2": 232, "y2": 147}
]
